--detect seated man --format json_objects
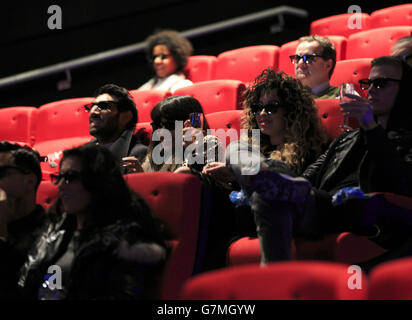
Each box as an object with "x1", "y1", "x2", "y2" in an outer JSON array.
[
  {"x1": 0, "y1": 141, "x2": 46, "y2": 297},
  {"x1": 391, "y1": 36, "x2": 412, "y2": 67},
  {"x1": 85, "y1": 84, "x2": 148, "y2": 171},
  {"x1": 291, "y1": 35, "x2": 340, "y2": 99},
  {"x1": 228, "y1": 56, "x2": 412, "y2": 271}
]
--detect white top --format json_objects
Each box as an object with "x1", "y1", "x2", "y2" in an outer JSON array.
[{"x1": 138, "y1": 73, "x2": 193, "y2": 93}]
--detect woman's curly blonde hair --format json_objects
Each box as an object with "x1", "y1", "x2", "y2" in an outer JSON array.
[{"x1": 242, "y1": 68, "x2": 328, "y2": 174}]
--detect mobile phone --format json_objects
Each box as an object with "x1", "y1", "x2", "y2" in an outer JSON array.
[{"x1": 189, "y1": 113, "x2": 202, "y2": 128}]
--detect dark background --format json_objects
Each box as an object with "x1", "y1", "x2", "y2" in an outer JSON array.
[{"x1": 0, "y1": 1, "x2": 408, "y2": 107}]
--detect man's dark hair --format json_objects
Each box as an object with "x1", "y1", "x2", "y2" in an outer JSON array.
[
  {"x1": 145, "y1": 29, "x2": 193, "y2": 73},
  {"x1": 94, "y1": 84, "x2": 138, "y2": 129},
  {"x1": 0, "y1": 141, "x2": 42, "y2": 190}
]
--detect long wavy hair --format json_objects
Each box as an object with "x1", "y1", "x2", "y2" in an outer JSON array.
[
  {"x1": 142, "y1": 95, "x2": 209, "y2": 172},
  {"x1": 242, "y1": 68, "x2": 328, "y2": 174}
]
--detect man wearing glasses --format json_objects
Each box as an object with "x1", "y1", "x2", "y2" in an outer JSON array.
[
  {"x1": 85, "y1": 84, "x2": 148, "y2": 172},
  {"x1": 0, "y1": 141, "x2": 45, "y2": 297},
  {"x1": 290, "y1": 35, "x2": 340, "y2": 99},
  {"x1": 230, "y1": 56, "x2": 412, "y2": 269}
]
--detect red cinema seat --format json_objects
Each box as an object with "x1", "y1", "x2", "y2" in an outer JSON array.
[
  {"x1": 371, "y1": 4, "x2": 412, "y2": 28},
  {"x1": 33, "y1": 97, "x2": 94, "y2": 156},
  {"x1": 124, "y1": 172, "x2": 202, "y2": 299},
  {"x1": 330, "y1": 58, "x2": 372, "y2": 98},
  {"x1": 315, "y1": 99, "x2": 359, "y2": 141},
  {"x1": 134, "y1": 122, "x2": 153, "y2": 143},
  {"x1": 346, "y1": 26, "x2": 412, "y2": 60},
  {"x1": 335, "y1": 232, "x2": 387, "y2": 265},
  {"x1": 33, "y1": 98, "x2": 94, "y2": 180},
  {"x1": 278, "y1": 36, "x2": 347, "y2": 76},
  {"x1": 181, "y1": 261, "x2": 367, "y2": 300},
  {"x1": 128, "y1": 89, "x2": 171, "y2": 123},
  {"x1": 205, "y1": 110, "x2": 244, "y2": 147},
  {"x1": 36, "y1": 180, "x2": 58, "y2": 211},
  {"x1": 369, "y1": 257, "x2": 412, "y2": 300},
  {"x1": 214, "y1": 45, "x2": 279, "y2": 84},
  {"x1": 310, "y1": 13, "x2": 372, "y2": 38},
  {"x1": 174, "y1": 80, "x2": 245, "y2": 114},
  {"x1": 0, "y1": 106, "x2": 37, "y2": 146},
  {"x1": 184, "y1": 55, "x2": 217, "y2": 83},
  {"x1": 226, "y1": 237, "x2": 261, "y2": 266}
]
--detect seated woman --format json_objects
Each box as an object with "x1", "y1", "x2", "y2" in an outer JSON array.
[
  {"x1": 201, "y1": 68, "x2": 328, "y2": 261},
  {"x1": 17, "y1": 144, "x2": 167, "y2": 299},
  {"x1": 131, "y1": 95, "x2": 219, "y2": 173},
  {"x1": 138, "y1": 30, "x2": 193, "y2": 93}
]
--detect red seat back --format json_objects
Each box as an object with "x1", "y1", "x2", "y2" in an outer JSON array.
[
  {"x1": 315, "y1": 99, "x2": 359, "y2": 141},
  {"x1": 330, "y1": 58, "x2": 372, "y2": 98},
  {"x1": 181, "y1": 261, "x2": 367, "y2": 300},
  {"x1": 0, "y1": 106, "x2": 37, "y2": 146},
  {"x1": 124, "y1": 172, "x2": 202, "y2": 299},
  {"x1": 128, "y1": 89, "x2": 171, "y2": 123},
  {"x1": 215, "y1": 45, "x2": 279, "y2": 83},
  {"x1": 36, "y1": 180, "x2": 58, "y2": 210},
  {"x1": 371, "y1": 4, "x2": 412, "y2": 28},
  {"x1": 346, "y1": 26, "x2": 412, "y2": 60},
  {"x1": 33, "y1": 98, "x2": 94, "y2": 156},
  {"x1": 184, "y1": 55, "x2": 217, "y2": 83},
  {"x1": 310, "y1": 13, "x2": 372, "y2": 38},
  {"x1": 205, "y1": 110, "x2": 244, "y2": 147},
  {"x1": 174, "y1": 80, "x2": 245, "y2": 114},
  {"x1": 369, "y1": 257, "x2": 412, "y2": 300}
]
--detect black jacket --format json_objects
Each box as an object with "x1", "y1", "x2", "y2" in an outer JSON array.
[
  {"x1": 17, "y1": 213, "x2": 166, "y2": 300},
  {"x1": 303, "y1": 126, "x2": 412, "y2": 197}
]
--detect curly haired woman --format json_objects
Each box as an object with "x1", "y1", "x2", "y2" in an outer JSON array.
[
  {"x1": 201, "y1": 68, "x2": 328, "y2": 263},
  {"x1": 138, "y1": 29, "x2": 193, "y2": 93}
]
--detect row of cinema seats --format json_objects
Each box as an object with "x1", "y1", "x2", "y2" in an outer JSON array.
[
  {"x1": 0, "y1": 93, "x2": 355, "y2": 180},
  {"x1": 181, "y1": 257, "x2": 412, "y2": 300},
  {"x1": 183, "y1": 4, "x2": 412, "y2": 84},
  {"x1": 185, "y1": 24, "x2": 412, "y2": 84}
]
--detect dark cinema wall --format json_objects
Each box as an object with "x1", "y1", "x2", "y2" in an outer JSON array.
[{"x1": 0, "y1": 0, "x2": 407, "y2": 107}]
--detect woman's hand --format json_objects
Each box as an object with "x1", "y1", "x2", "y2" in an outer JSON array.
[
  {"x1": 182, "y1": 119, "x2": 204, "y2": 148},
  {"x1": 174, "y1": 166, "x2": 192, "y2": 174},
  {"x1": 340, "y1": 93, "x2": 378, "y2": 131},
  {"x1": 202, "y1": 162, "x2": 235, "y2": 189},
  {"x1": 122, "y1": 157, "x2": 144, "y2": 173}
]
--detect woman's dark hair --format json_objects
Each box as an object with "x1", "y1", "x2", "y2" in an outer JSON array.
[
  {"x1": 145, "y1": 29, "x2": 193, "y2": 73},
  {"x1": 59, "y1": 144, "x2": 163, "y2": 243},
  {"x1": 143, "y1": 95, "x2": 208, "y2": 172},
  {"x1": 371, "y1": 56, "x2": 412, "y2": 132},
  {"x1": 95, "y1": 84, "x2": 138, "y2": 129}
]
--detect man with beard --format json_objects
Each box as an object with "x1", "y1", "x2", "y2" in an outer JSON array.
[{"x1": 85, "y1": 84, "x2": 148, "y2": 172}]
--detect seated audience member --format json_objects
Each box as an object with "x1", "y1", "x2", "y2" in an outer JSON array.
[
  {"x1": 291, "y1": 35, "x2": 340, "y2": 99},
  {"x1": 0, "y1": 142, "x2": 46, "y2": 298},
  {"x1": 17, "y1": 144, "x2": 166, "y2": 300},
  {"x1": 201, "y1": 68, "x2": 328, "y2": 256},
  {"x1": 133, "y1": 95, "x2": 215, "y2": 173},
  {"x1": 391, "y1": 36, "x2": 412, "y2": 67},
  {"x1": 85, "y1": 84, "x2": 148, "y2": 169},
  {"x1": 228, "y1": 56, "x2": 412, "y2": 270},
  {"x1": 138, "y1": 30, "x2": 193, "y2": 93}
]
